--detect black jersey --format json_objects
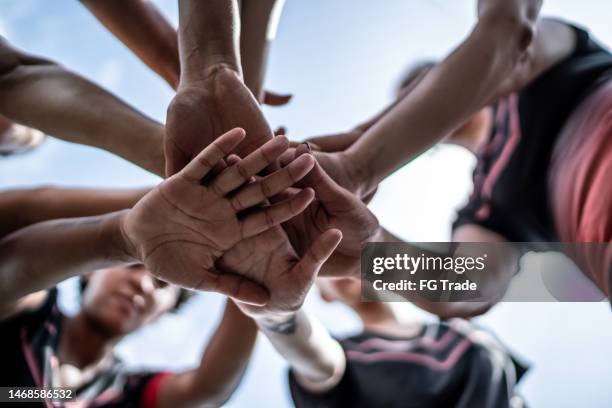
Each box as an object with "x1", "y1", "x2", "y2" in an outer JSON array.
[
  {"x1": 453, "y1": 23, "x2": 612, "y2": 244},
  {"x1": 0, "y1": 289, "x2": 169, "y2": 407},
  {"x1": 289, "y1": 319, "x2": 527, "y2": 408}
]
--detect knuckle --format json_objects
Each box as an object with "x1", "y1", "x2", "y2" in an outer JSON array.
[
  {"x1": 236, "y1": 163, "x2": 251, "y2": 181},
  {"x1": 261, "y1": 180, "x2": 274, "y2": 197}
]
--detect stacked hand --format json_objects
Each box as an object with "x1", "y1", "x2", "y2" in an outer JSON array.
[
  {"x1": 280, "y1": 144, "x2": 380, "y2": 279},
  {"x1": 165, "y1": 65, "x2": 275, "y2": 176},
  {"x1": 121, "y1": 128, "x2": 316, "y2": 305}
]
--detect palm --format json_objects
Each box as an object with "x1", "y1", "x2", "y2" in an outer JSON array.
[
  {"x1": 287, "y1": 189, "x2": 378, "y2": 277},
  {"x1": 121, "y1": 128, "x2": 319, "y2": 305},
  {"x1": 219, "y1": 227, "x2": 314, "y2": 316},
  {"x1": 165, "y1": 66, "x2": 274, "y2": 176},
  {"x1": 124, "y1": 177, "x2": 243, "y2": 289}
]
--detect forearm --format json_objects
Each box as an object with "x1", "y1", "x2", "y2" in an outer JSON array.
[
  {"x1": 0, "y1": 187, "x2": 150, "y2": 238},
  {"x1": 0, "y1": 211, "x2": 132, "y2": 306},
  {"x1": 80, "y1": 0, "x2": 180, "y2": 89},
  {"x1": 178, "y1": 0, "x2": 242, "y2": 83},
  {"x1": 157, "y1": 300, "x2": 258, "y2": 408},
  {"x1": 240, "y1": 0, "x2": 285, "y2": 100},
  {"x1": 346, "y1": 13, "x2": 538, "y2": 192},
  {"x1": 257, "y1": 311, "x2": 345, "y2": 391},
  {"x1": 0, "y1": 47, "x2": 165, "y2": 176}
]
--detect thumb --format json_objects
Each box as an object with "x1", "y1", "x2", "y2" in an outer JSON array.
[
  {"x1": 296, "y1": 147, "x2": 347, "y2": 204},
  {"x1": 294, "y1": 229, "x2": 343, "y2": 283},
  {"x1": 202, "y1": 272, "x2": 270, "y2": 306}
]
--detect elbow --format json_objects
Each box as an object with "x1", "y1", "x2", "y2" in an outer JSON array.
[{"x1": 475, "y1": 11, "x2": 536, "y2": 72}]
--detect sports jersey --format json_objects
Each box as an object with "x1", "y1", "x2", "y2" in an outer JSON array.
[
  {"x1": 0, "y1": 288, "x2": 169, "y2": 408},
  {"x1": 289, "y1": 319, "x2": 527, "y2": 408}
]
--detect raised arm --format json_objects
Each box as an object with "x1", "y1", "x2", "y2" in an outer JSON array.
[
  {"x1": 79, "y1": 0, "x2": 180, "y2": 89},
  {"x1": 240, "y1": 0, "x2": 290, "y2": 104},
  {"x1": 0, "y1": 186, "x2": 150, "y2": 239},
  {"x1": 165, "y1": 0, "x2": 275, "y2": 175},
  {"x1": 257, "y1": 310, "x2": 346, "y2": 392},
  {"x1": 327, "y1": 2, "x2": 581, "y2": 196},
  {"x1": 156, "y1": 300, "x2": 258, "y2": 408},
  {"x1": 0, "y1": 38, "x2": 165, "y2": 176}
]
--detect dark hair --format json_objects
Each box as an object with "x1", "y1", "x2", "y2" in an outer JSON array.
[{"x1": 79, "y1": 274, "x2": 192, "y2": 313}]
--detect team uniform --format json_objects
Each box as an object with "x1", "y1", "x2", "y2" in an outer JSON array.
[
  {"x1": 453, "y1": 23, "x2": 612, "y2": 295},
  {"x1": 289, "y1": 319, "x2": 526, "y2": 408},
  {"x1": 0, "y1": 288, "x2": 169, "y2": 408}
]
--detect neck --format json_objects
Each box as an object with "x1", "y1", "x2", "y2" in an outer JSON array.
[
  {"x1": 58, "y1": 313, "x2": 116, "y2": 369},
  {"x1": 353, "y1": 303, "x2": 399, "y2": 331}
]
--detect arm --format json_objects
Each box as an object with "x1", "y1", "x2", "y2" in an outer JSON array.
[
  {"x1": 165, "y1": 0, "x2": 276, "y2": 175},
  {"x1": 80, "y1": 0, "x2": 180, "y2": 89},
  {"x1": 239, "y1": 0, "x2": 287, "y2": 102},
  {"x1": 0, "y1": 211, "x2": 130, "y2": 315},
  {"x1": 344, "y1": 5, "x2": 579, "y2": 194},
  {"x1": 156, "y1": 300, "x2": 258, "y2": 408},
  {"x1": 257, "y1": 311, "x2": 346, "y2": 392},
  {"x1": 178, "y1": 0, "x2": 241, "y2": 82},
  {"x1": 0, "y1": 38, "x2": 165, "y2": 176},
  {"x1": 0, "y1": 186, "x2": 150, "y2": 239}
]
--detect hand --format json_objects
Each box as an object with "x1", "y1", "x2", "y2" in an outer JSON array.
[
  {"x1": 285, "y1": 131, "x2": 377, "y2": 202},
  {"x1": 282, "y1": 148, "x2": 380, "y2": 279},
  {"x1": 282, "y1": 140, "x2": 377, "y2": 203},
  {"x1": 165, "y1": 65, "x2": 274, "y2": 176},
  {"x1": 121, "y1": 128, "x2": 316, "y2": 305},
  {"x1": 225, "y1": 226, "x2": 342, "y2": 319}
]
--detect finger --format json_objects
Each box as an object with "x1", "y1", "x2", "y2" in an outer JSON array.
[
  {"x1": 225, "y1": 154, "x2": 241, "y2": 166},
  {"x1": 263, "y1": 91, "x2": 293, "y2": 106},
  {"x1": 180, "y1": 128, "x2": 246, "y2": 182},
  {"x1": 295, "y1": 229, "x2": 343, "y2": 280},
  {"x1": 164, "y1": 142, "x2": 191, "y2": 178},
  {"x1": 362, "y1": 187, "x2": 378, "y2": 204},
  {"x1": 274, "y1": 126, "x2": 287, "y2": 136},
  {"x1": 202, "y1": 272, "x2": 270, "y2": 306},
  {"x1": 211, "y1": 135, "x2": 289, "y2": 195},
  {"x1": 306, "y1": 131, "x2": 361, "y2": 152},
  {"x1": 231, "y1": 154, "x2": 315, "y2": 211},
  {"x1": 279, "y1": 147, "x2": 297, "y2": 167},
  {"x1": 240, "y1": 188, "x2": 315, "y2": 237},
  {"x1": 297, "y1": 150, "x2": 346, "y2": 204},
  {"x1": 201, "y1": 157, "x2": 229, "y2": 184}
]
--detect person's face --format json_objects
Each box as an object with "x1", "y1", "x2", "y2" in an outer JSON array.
[
  {"x1": 317, "y1": 277, "x2": 362, "y2": 306},
  {"x1": 81, "y1": 265, "x2": 180, "y2": 337}
]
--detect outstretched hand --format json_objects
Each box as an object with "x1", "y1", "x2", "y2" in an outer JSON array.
[
  {"x1": 222, "y1": 224, "x2": 342, "y2": 318},
  {"x1": 121, "y1": 128, "x2": 316, "y2": 305},
  {"x1": 165, "y1": 65, "x2": 275, "y2": 176},
  {"x1": 281, "y1": 145, "x2": 380, "y2": 278}
]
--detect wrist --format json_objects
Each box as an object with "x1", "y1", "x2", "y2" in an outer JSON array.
[
  {"x1": 102, "y1": 210, "x2": 138, "y2": 263},
  {"x1": 181, "y1": 55, "x2": 242, "y2": 86},
  {"x1": 341, "y1": 148, "x2": 376, "y2": 199},
  {"x1": 257, "y1": 312, "x2": 298, "y2": 333}
]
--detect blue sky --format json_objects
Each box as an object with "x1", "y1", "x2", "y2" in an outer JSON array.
[{"x1": 1, "y1": 1, "x2": 612, "y2": 406}]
